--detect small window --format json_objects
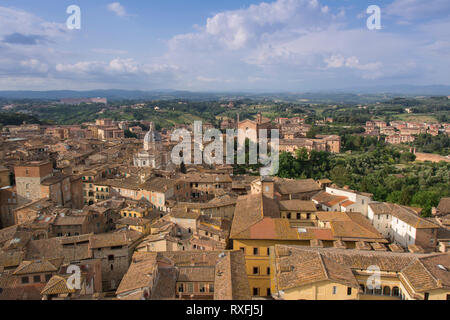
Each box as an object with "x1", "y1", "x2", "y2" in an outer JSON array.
[
  {"x1": 347, "y1": 287, "x2": 352, "y2": 296},
  {"x1": 253, "y1": 267, "x2": 259, "y2": 275},
  {"x1": 424, "y1": 292, "x2": 429, "y2": 300},
  {"x1": 45, "y1": 274, "x2": 52, "y2": 282},
  {"x1": 253, "y1": 288, "x2": 260, "y2": 296},
  {"x1": 178, "y1": 283, "x2": 184, "y2": 293},
  {"x1": 199, "y1": 283, "x2": 206, "y2": 293},
  {"x1": 21, "y1": 277, "x2": 29, "y2": 284},
  {"x1": 253, "y1": 248, "x2": 259, "y2": 255},
  {"x1": 209, "y1": 284, "x2": 214, "y2": 293},
  {"x1": 267, "y1": 288, "x2": 271, "y2": 296},
  {"x1": 33, "y1": 275, "x2": 41, "y2": 283},
  {"x1": 240, "y1": 247, "x2": 245, "y2": 254},
  {"x1": 108, "y1": 255, "x2": 114, "y2": 261},
  {"x1": 332, "y1": 286, "x2": 337, "y2": 295},
  {"x1": 267, "y1": 267, "x2": 271, "y2": 275}
]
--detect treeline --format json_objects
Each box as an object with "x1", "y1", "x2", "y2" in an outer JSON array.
[
  {"x1": 411, "y1": 133, "x2": 450, "y2": 156},
  {"x1": 277, "y1": 146, "x2": 449, "y2": 216},
  {"x1": 0, "y1": 112, "x2": 41, "y2": 126}
]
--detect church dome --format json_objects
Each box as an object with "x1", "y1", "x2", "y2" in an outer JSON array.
[{"x1": 143, "y1": 129, "x2": 162, "y2": 144}]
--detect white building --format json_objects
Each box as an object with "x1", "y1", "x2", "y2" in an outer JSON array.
[
  {"x1": 368, "y1": 202, "x2": 439, "y2": 250},
  {"x1": 133, "y1": 123, "x2": 166, "y2": 169},
  {"x1": 312, "y1": 186, "x2": 373, "y2": 215}
]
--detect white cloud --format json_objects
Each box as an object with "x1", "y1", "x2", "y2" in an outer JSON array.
[
  {"x1": 107, "y1": 2, "x2": 128, "y2": 17},
  {"x1": 386, "y1": 0, "x2": 450, "y2": 21}
]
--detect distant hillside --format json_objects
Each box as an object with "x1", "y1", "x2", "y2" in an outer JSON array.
[{"x1": 0, "y1": 85, "x2": 449, "y2": 102}]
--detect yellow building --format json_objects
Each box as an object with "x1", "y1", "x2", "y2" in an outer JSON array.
[
  {"x1": 230, "y1": 181, "x2": 389, "y2": 298},
  {"x1": 270, "y1": 245, "x2": 450, "y2": 300},
  {"x1": 116, "y1": 217, "x2": 151, "y2": 235}
]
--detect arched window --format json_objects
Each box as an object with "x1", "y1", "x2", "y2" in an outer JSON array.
[
  {"x1": 392, "y1": 287, "x2": 400, "y2": 297},
  {"x1": 375, "y1": 287, "x2": 382, "y2": 295},
  {"x1": 383, "y1": 286, "x2": 391, "y2": 296}
]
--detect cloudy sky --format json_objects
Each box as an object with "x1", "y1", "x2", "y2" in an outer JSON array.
[{"x1": 0, "y1": 0, "x2": 449, "y2": 91}]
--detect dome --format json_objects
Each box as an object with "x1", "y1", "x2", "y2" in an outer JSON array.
[{"x1": 143, "y1": 129, "x2": 162, "y2": 144}]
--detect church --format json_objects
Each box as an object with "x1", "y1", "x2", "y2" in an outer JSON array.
[{"x1": 133, "y1": 123, "x2": 166, "y2": 169}]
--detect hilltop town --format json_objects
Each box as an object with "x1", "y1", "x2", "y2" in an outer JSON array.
[{"x1": 0, "y1": 100, "x2": 449, "y2": 301}]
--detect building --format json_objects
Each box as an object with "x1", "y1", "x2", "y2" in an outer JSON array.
[
  {"x1": 14, "y1": 161, "x2": 53, "y2": 205},
  {"x1": 133, "y1": 123, "x2": 168, "y2": 169},
  {"x1": 368, "y1": 202, "x2": 439, "y2": 250},
  {"x1": 0, "y1": 166, "x2": 10, "y2": 188},
  {"x1": 270, "y1": 245, "x2": 450, "y2": 300},
  {"x1": 115, "y1": 250, "x2": 250, "y2": 300},
  {"x1": 313, "y1": 186, "x2": 373, "y2": 216},
  {"x1": 89, "y1": 230, "x2": 144, "y2": 291},
  {"x1": 279, "y1": 135, "x2": 341, "y2": 155},
  {"x1": 229, "y1": 180, "x2": 386, "y2": 298}
]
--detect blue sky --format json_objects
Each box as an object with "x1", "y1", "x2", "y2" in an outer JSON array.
[{"x1": 0, "y1": 0, "x2": 449, "y2": 91}]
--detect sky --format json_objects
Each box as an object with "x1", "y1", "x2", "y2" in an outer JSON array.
[{"x1": 0, "y1": 0, "x2": 449, "y2": 92}]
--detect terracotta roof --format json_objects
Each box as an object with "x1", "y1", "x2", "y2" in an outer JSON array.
[
  {"x1": 437, "y1": 198, "x2": 450, "y2": 215},
  {"x1": 275, "y1": 249, "x2": 359, "y2": 291},
  {"x1": 401, "y1": 254, "x2": 450, "y2": 293},
  {"x1": 313, "y1": 191, "x2": 348, "y2": 207},
  {"x1": 279, "y1": 200, "x2": 317, "y2": 212},
  {"x1": 40, "y1": 275, "x2": 77, "y2": 295},
  {"x1": 274, "y1": 178, "x2": 321, "y2": 195},
  {"x1": 13, "y1": 258, "x2": 64, "y2": 275},
  {"x1": 214, "y1": 251, "x2": 251, "y2": 300},
  {"x1": 89, "y1": 231, "x2": 140, "y2": 249},
  {"x1": 116, "y1": 252, "x2": 158, "y2": 296}
]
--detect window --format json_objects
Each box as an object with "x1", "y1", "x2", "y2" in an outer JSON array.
[
  {"x1": 253, "y1": 288, "x2": 260, "y2": 296},
  {"x1": 347, "y1": 287, "x2": 352, "y2": 296},
  {"x1": 33, "y1": 275, "x2": 41, "y2": 283},
  {"x1": 209, "y1": 284, "x2": 214, "y2": 293},
  {"x1": 424, "y1": 293, "x2": 429, "y2": 300},
  {"x1": 332, "y1": 286, "x2": 337, "y2": 295},
  {"x1": 178, "y1": 284, "x2": 184, "y2": 293},
  {"x1": 267, "y1": 288, "x2": 271, "y2": 296},
  {"x1": 21, "y1": 277, "x2": 29, "y2": 284},
  {"x1": 199, "y1": 283, "x2": 206, "y2": 293},
  {"x1": 45, "y1": 274, "x2": 52, "y2": 282},
  {"x1": 240, "y1": 247, "x2": 245, "y2": 254},
  {"x1": 108, "y1": 255, "x2": 114, "y2": 261},
  {"x1": 297, "y1": 213, "x2": 301, "y2": 220},
  {"x1": 253, "y1": 248, "x2": 259, "y2": 255},
  {"x1": 187, "y1": 283, "x2": 193, "y2": 293},
  {"x1": 287, "y1": 213, "x2": 291, "y2": 219},
  {"x1": 267, "y1": 267, "x2": 271, "y2": 275},
  {"x1": 253, "y1": 267, "x2": 260, "y2": 275},
  {"x1": 267, "y1": 248, "x2": 271, "y2": 256}
]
